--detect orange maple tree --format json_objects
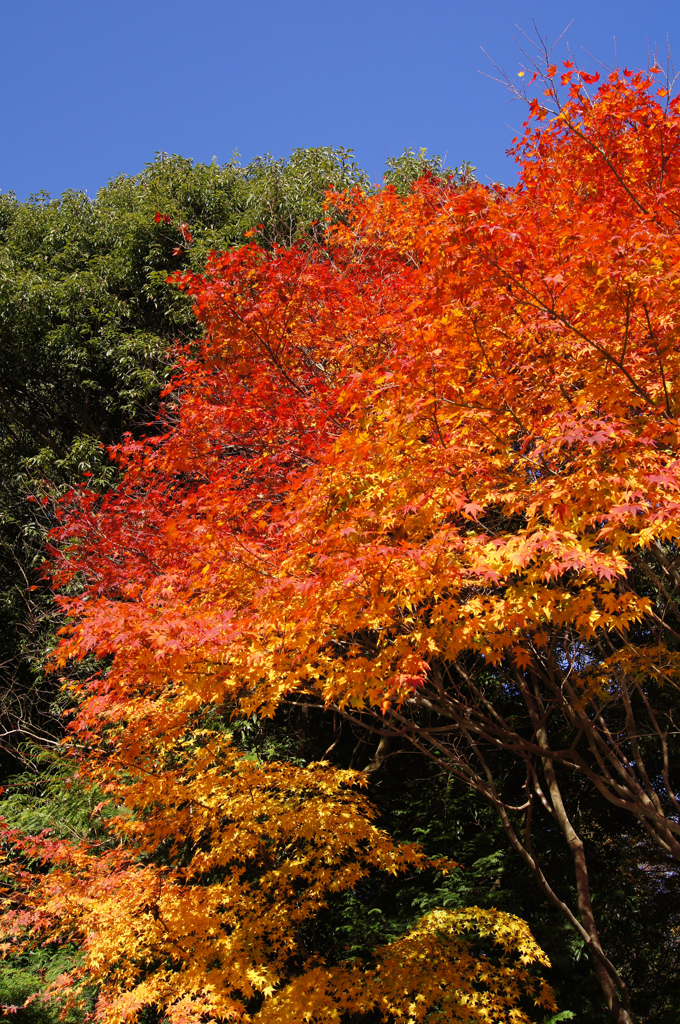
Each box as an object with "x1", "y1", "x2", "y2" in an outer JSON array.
[{"x1": 4, "y1": 63, "x2": 680, "y2": 1024}]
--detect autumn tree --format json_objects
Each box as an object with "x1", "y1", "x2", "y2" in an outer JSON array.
[
  {"x1": 0, "y1": 148, "x2": 551, "y2": 1024},
  {"x1": 0, "y1": 144, "x2": 473, "y2": 774},
  {"x1": 4, "y1": 64, "x2": 679, "y2": 1024}
]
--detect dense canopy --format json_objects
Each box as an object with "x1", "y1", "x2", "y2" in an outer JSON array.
[{"x1": 4, "y1": 65, "x2": 680, "y2": 1024}]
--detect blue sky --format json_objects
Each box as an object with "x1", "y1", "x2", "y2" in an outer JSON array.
[{"x1": 2, "y1": 0, "x2": 679, "y2": 199}]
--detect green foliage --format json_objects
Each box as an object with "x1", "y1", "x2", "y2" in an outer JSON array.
[
  {"x1": 382, "y1": 146, "x2": 475, "y2": 194},
  {"x1": 0, "y1": 748, "x2": 112, "y2": 842},
  {"x1": 0, "y1": 948, "x2": 90, "y2": 1024}
]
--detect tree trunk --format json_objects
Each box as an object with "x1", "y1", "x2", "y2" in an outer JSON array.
[{"x1": 540, "y1": 749, "x2": 634, "y2": 1023}]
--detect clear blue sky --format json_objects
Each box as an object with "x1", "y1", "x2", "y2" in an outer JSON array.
[{"x1": 2, "y1": 0, "x2": 679, "y2": 199}]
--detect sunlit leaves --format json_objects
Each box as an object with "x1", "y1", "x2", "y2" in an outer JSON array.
[{"x1": 8, "y1": 66, "x2": 680, "y2": 1024}]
